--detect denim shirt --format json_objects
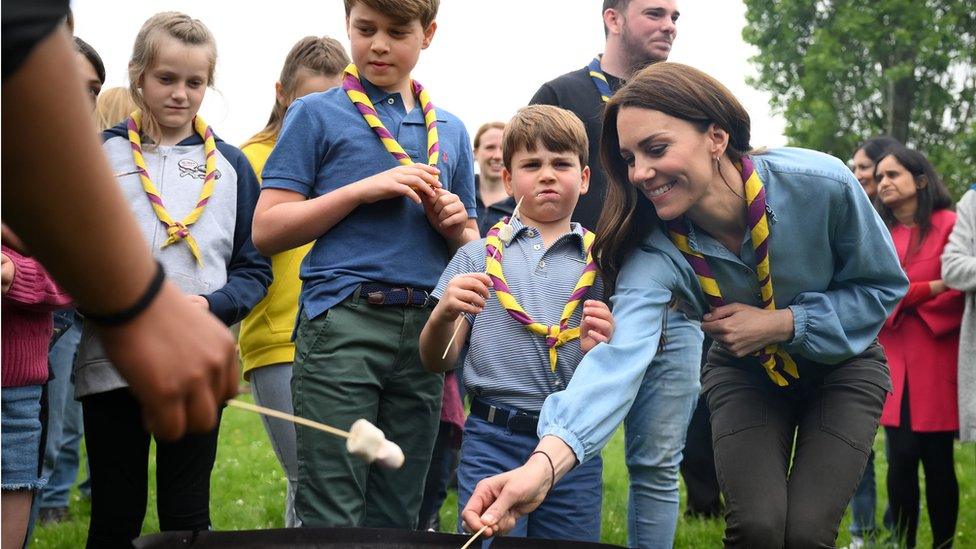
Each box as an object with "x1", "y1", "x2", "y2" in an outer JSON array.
[
  {"x1": 261, "y1": 77, "x2": 477, "y2": 319},
  {"x1": 539, "y1": 147, "x2": 909, "y2": 463}
]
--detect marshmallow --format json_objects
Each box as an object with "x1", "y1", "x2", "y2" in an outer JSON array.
[
  {"x1": 374, "y1": 440, "x2": 405, "y2": 469},
  {"x1": 498, "y1": 223, "x2": 514, "y2": 245},
  {"x1": 346, "y1": 419, "x2": 404, "y2": 469}
]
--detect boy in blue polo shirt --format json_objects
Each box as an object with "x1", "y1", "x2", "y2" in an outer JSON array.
[
  {"x1": 252, "y1": 0, "x2": 478, "y2": 529},
  {"x1": 419, "y1": 105, "x2": 614, "y2": 542}
]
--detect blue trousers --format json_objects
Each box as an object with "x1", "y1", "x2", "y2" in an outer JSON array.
[
  {"x1": 38, "y1": 321, "x2": 84, "y2": 510},
  {"x1": 849, "y1": 450, "x2": 877, "y2": 537},
  {"x1": 457, "y1": 414, "x2": 603, "y2": 544},
  {"x1": 624, "y1": 311, "x2": 702, "y2": 549}
]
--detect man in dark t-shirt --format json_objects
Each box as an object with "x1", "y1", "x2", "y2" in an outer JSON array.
[{"x1": 530, "y1": 0, "x2": 679, "y2": 231}]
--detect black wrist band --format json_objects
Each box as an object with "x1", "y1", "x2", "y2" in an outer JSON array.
[
  {"x1": 529, "y1": 450, "x2": 556, "y2": 499},
  {"x1": 79, "y1": 260, "x2": 165, "y2": 327}
]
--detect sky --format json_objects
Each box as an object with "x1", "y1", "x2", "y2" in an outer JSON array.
[{"x1": 72, "y1": 0, "x2": 787, "y2": 148}]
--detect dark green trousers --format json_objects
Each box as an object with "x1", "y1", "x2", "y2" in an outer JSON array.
[{"x1": 292, "y1": 289, "x2": 443, "y2": 528}]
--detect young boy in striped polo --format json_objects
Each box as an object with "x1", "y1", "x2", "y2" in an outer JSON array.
[{"x1": 420, "y1": 105, "x2": 615, "y2": 543}]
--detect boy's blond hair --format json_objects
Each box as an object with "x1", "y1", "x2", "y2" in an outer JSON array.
[
  {"x1": 343, "y1": 0, "x2": 439, "y2": 28},
  {"x1": 502, "y1": 105, "x2": 588, "y2": 171}
]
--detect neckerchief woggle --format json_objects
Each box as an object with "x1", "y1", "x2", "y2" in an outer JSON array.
[
  {"x1": 341, "y1": 63, "x2": 440, "y2": 175},
  {"x1": 665, "y1": 156, "x2": 800, "y2": 387},
  {"x1": 485, "y1": 220, "x2": 597, "y2": 373},
  {"x1": 126, "y1": 111, "x2": 217, "y2": 265}
]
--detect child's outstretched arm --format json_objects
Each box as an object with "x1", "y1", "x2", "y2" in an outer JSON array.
[
  {"x1": 580, "y1": 299, "x2": 614, "y2": 353},
  {"x1": 420, "y1": 272, "x2": 491, "y2": 372},
  {"x1": 253, "y1": 163, "x2": 442, "y2": 256}
]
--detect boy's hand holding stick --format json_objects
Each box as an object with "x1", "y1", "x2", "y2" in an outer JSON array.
[{"x1": 441, "y1": 196, "x2": 524, "y2": 359}]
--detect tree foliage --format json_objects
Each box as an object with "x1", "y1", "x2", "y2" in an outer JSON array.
[{"x1": 743, "y1": 0, "x2": 976, "y2": 198}]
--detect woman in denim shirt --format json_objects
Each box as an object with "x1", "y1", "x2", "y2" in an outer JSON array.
[{"x1": 461, "y1": 63, "x2": 908, "y2": 548}]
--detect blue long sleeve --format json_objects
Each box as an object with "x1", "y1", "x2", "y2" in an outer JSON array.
[
  {"x1": 205, "y1": 143, "x2": 272, "y2": 326},
  {"x1": 538, "y1": 247, "x2": 678, "y2": 463},
  {"x1": 783, "y1": 180, "x2": 908, "y2": 363}
]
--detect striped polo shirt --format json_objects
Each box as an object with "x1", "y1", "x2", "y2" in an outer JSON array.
[{"x1": 433, "y1": 218, "x2": 605, "y2": 412}]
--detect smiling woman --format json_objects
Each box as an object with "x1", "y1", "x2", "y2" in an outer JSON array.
[{"x1": 460, "y1": 63, "x2": 909, "y2": 548}]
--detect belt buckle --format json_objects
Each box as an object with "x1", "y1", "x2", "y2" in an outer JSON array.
[
  {"x1": 366, "y1": 290, "x2": 386, "y2": 305},
  {"x1": 409, "y1": 288, "x2": 431, "y2": 308}
]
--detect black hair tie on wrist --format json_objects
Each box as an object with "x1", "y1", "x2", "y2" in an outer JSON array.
[
  {"x1": 79, "y1": 260, "x2": 165, "y2": 327},
  {"x1": 530, "y1": 450, "x2": 556, "y2": 499}
]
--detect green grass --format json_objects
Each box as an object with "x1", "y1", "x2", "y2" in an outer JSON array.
[{"x1": 32, "y1": 394, "x2": 975, "y2": 547}]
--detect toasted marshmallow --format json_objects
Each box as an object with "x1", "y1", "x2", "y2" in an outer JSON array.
[
  {"x1": 345, "y1": 419, "x2": 403, "y2": 469},
  {"x1": 374, "y1": 440, "x2": 405, "y2": 469}
]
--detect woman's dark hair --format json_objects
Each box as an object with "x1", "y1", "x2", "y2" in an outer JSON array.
[
  {"x1": 876, "y1": 146, "x2": 952, "y2": 250},
  {"x1": 593, "y1": 62, "x2": 751, "y2": 289},
  {"x1": 74, "y1": 37, "x2": 105, "y2": 85},
  {"x1": 856, "y1": 135, "x2": 900, "y2": 165}
]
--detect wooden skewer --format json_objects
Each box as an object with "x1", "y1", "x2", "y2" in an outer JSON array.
[
  {"x1": 227, "y1": 399, "x2": 350, "y2": 439},
  {"x1": 460, "y1": 525, "x2": 488, "y2": 549},
  {"x1": 441, "y1": 196, "x2": 525, "y2": 359}
]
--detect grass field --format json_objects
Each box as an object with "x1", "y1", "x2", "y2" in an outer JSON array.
[{"x1": 32, "y1": 394, "x2": 974, "y2": 548}]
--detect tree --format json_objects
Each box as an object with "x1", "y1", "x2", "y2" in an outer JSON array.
[{"x1": 743, "y1": 0, "x2": 976, "y2": 198}]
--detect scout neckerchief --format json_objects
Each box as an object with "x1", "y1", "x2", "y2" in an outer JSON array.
[
  {"x1": 485, "y1": 220, "x2": 597, "y2": 373},
  {"x1": 665, "y1": 156, "x2": 800, "y2": 387},
  {"x1": 341, "y1": 63, "x2": 440, "y2": 172},
  {"x1": 587, "y1": 56, "x2": 612, "y2": 103},
  {"x1": 127, "y1": 111, "x2": 217, "y2": 265}
]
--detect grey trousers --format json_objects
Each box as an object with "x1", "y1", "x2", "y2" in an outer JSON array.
[
  {"x1": 250, "y1": 363, "x2": 300, "y2": 528},
  {"x1": 703, "y1": 342, "x2": 890, "y2": 549}
]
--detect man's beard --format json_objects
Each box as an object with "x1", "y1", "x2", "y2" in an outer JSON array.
[{"x1": 621, "y1": 28, "x2": 669, "y2": 76}]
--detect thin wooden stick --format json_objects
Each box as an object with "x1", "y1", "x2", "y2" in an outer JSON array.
[
  {"x1": 227, "y1": 399, "x2": 350, "y2": 439},
  {"x1": 460, "y1": 525, "x2": 488, "y2": 549},
  {"x1": 440, "y1": 196, "x2": 525, "y2": 359}
]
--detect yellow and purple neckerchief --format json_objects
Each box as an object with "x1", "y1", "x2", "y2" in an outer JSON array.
[
  {"x1": 485, "y1": 220, "x2": 598, "y2": 373},
  {"x1": 341, "y1": 63, "x2": 440, "y2": 174},
  {"x1": 126, "y1": 111, "x2": 217, "y2": 265},
  {"x1": 587, "y1": 56, "x2": 612, "y2": 103},
  {"x1": 665, "y1": 156, "x2": 800, "y2": 387}
]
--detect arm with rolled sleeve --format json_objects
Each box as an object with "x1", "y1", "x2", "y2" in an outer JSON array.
[
  {"x1": 942, "y1": 190, "x2": 976, "y2": 292},
  {"x1": 783, "y1": 181, "x2": 908, "y2": 363},
  {"x1": 204, "y1": 148, "x2": 272, "y2": 326},
  {"x1": 538, "y1": 246, "x2": 676, "y2": 464},
  {"x1": 260, "y1": 99, "x2": 326, "y2": 198}
]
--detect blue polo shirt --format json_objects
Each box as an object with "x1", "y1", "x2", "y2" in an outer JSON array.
[
  {"x1": 261, "y1": 77, "x2": 477, "y2": 319},
  {"x1": 433, "y1": 218, "x2": 604, "y2": 412}
]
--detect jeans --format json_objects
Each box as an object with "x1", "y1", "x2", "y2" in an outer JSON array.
[
  {"x1": 848, "y1": 450, "x2": 877, "y2": 537},
  {"x1": 624, "y1": 310, "x2": 702, "y2": 548},
  {"x1": 417, "y1": 421, "x2": 459, "y2": 530},
  {"x1": 703, "y1": 342, "x2": 888, "y2": 548},
  {"x1": 38, "y1": 322, "x2": 83, "y2": 509},
  {"x1": 250, "y1": 363, "x2": 300, "y2": 528},
  {"x1": 457, "y1": 414, "x2": 603, "y2": 543},
  {"x1": 0, "y1": 385, "x2": 44, "y2": 490}
]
